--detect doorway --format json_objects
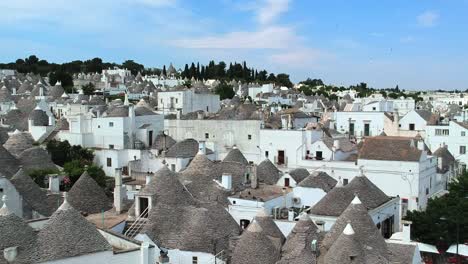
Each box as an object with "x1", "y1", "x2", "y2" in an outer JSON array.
[
  {"x1": 278, "y1": 150, "x2": 285, "y2": 165},
  {"x1": 148, "y1": 130, "x2": 153, "y2": 147},
  {"x1": 364, "y1": 123, "x2": 370, "y2": 136},
  {"x1": 240, "y1": 219, "x2": 251, "y2": 230},
  {"x1": 139, "y1": 197, "x2": 149, "y2": 218},
  {"x1": 284, "y1": 177, "x2": 290, "y2": 187}
]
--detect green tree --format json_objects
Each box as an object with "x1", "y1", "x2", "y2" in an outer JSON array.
[
  {"x1": 46, "y1": 139, "x2": 94, "y2": 166},
  {"x1": 276, "y1": 73, "x2": 293, "y2": 88},
  {"x1": 215, "y1": 81, "x2": 235, "y2": 100},
  {"x1": 405, "y1": 171, "x2": 468, "y2": 247},
  {"x1": 49, "y1": 71, "x2": 74, "y2": 92},
  {"x1": 82, "y1": 82, "x2": 95, "y2": 95},
  {"x1": 122, "y1": 60, "x2": 144, "y2": 75},
  {"x1": 28, "y1": 168, "x2": 60, "y2": 187},
  {"x1": 63, "y1": 160, "x2": 107, "y2": 189}
]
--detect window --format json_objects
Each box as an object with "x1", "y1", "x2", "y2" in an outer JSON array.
[
  {"x1": 409, "y1": 123, "x2": 415, "y2": 131},
  {"x1": 343, "y1": 178, "x2": 349, "y2": 185},
  {"x1": 460, "y1": 146, "x2": 466, "y2": 154},
  {"x1": 462, "y1": 131, "x2": 466, "y2": 137},
  {"x1": 205, "y1": 133, "x2": 209, "y2": 139},
  {"x1": 426, "y1": 188, "x2": 429, "y2": 195},
  {"x1": 248, "y1": 134, "x2": 252, "y2": 140},
  {"x1": 372, "y1": 107, "x2": 376, "y2": 111},
  {"x1": 265, "y1": 151, "x2": 269, "y2": 158},
  {"x1": 98, "y1": 125, "x2": 101, "y2": 128},
  {"x1": 364, "y1": 123, "x2": 370, "y2": 136},
  {"x1": 192, "y1": 256, "x2": 198, "y2": 264},
  {"x1": 109, "y1": 122, "x2": 114, "y2": 127},
  {"x1": 171, "y1": 164, "x2": 176, "y2": 171},
  {"x1": 106, "y1": 158, "x2": 112, "y2": 167},
  {"x1": 435, "y1": 129, "x2": 449, "y2": 136},
  {"x1": 109, "y1": 144, "x2": 114, "y2": 149},
  {"x1": 349, "y1": 123, "x2": 355, "y2": 136},
  {"x1": 284, "y1": 178, "x2": 290, "y2": 187},
  {"x1": 175, "y1": 98, "x2": 178, "y2": 103}
]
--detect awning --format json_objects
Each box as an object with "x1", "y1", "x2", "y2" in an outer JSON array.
[
  {"x1": 447, "y1": 244, "x2": 468, "y2": 257},
  {"x1": 417, "y1": 242, "x2": 439, "y2": 254}
]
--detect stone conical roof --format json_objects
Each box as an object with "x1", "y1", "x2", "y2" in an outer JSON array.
[
  {"x1": 223, "y1": 147, "x2": 249, "y2": 165},
  {"x1": 29, "y1": 107, "x2": 49, "y2": 126},
  {"x1": 324, "y1": 223, "x2": 364, "y2": 264},
  {"x1": 3, "y1": 130, "x2": 34, "y2": 157},
  {"x1": 257, "y1": 159, "x2": 280, "y2": 185},
  {"x1": 297, "y1": 171, "x2": 337, "y2": 192},
  {"x1": 18, "y1": 146, "x2": 57, "y2": 171},
  {"x1": 0, "y1": 145, "x2": 20, "y2": 178},
  {"x1": 254, "y1": 209, "x2": 285, "y2": 243},
  {"x1": 281, "y1": 213, "x2": 320, "y2": 258},
  {"x1": 231, "y1": 221, "x2": 281, "y2": 264},
  {"x1": 67, "y1": 171, "x2": 112, "y2": 214},
  {"x1": 0, "y1": 127, "x2": 9, "y2": 145},
  {"x1": 152, "y1": 132, "x2": 176, "y2": 151},
  {"x1": 10, "y1": 168, "x2": 53, "y2": 216},
  {"x1": 289, "y1": 168, "x2": 310, "y2": 183},
  {"x1": 140, "y1": 166, "x2": 195, "y2": 206},
  {"x1": 320, "y1": 196, "x2": 389, "y2": 263},
  {"x1": 35, "y1": 199, "x2": 112, "y2": 262},
  {"x1": 0, "y1": 85, "x2": 12, "y2": 102}
]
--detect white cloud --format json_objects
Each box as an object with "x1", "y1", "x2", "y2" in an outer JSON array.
[
  {"x1": 417, "y1": 11, "x2": 439, "y2": 27},
  {"x1": 257, "y1": 0, "x2": 290, "y2": 25},
  {"x1": 172, "y1": 26, "x2": 299, "y2": 49}
]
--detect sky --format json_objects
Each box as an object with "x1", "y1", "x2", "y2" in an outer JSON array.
[{"x1": 1, "y1": 0, "x2": 468, "y2": 90}]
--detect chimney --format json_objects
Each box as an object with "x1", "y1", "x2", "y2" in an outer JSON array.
[
  {"x1": 250, "y1": 165, "x2": 258, "y2": 189},
  {"x1": 48, "y1": 174, "x2": 60, "y2": 193},
  {"x1": 114, "y1": 168, "x2": 124, "y2": 214},
  {"x1": 140, "y1": 242, "x2": 150, "y2": 264},
  {"x1": 333, "y1": 139, "x2": 340, "y2": 151},
  {"x1": 145, "y1": 174, "x2": 152, "y2": 185},
  {"x1": 176, "y1": 109, "x2": 181, "y2": 120},
  {"x1": 197, "y1": 112, "x2": 204, "y2": 120},
  {"x1": 288, "y1": 209, "x2": 295, "y2": 221},
  {"x1": 281, "y1": 115, "x2": 288, "y2": 130},
  {"x1": 222, "y1": 173, "x2": 232, "y2": 190},
  {"x1": 329, "y1": 119, "x2": 336, "y2": 130},
  {"x1": 3, "y1": 247, "x2": 18, "y2": 262},
  {"x1": 394, "y1": 111, "x2": 400, "y2": 127},
  {"x1": 198, "y1": 141, "x2": 206, "y2": 154},
  {"x1": 288, "y1": 114, "x2": 293, "y2": 129},
  {"x1": 437, "y1": 156, "x2": 443, "y2": 171},
  {"x1": 401, "y1": 221, "x2": 412, "y2": 242},
  {"x1": 158, "y1": 250, "x2": 170, "y2": 264}
]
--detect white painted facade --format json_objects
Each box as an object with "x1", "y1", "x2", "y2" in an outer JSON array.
[
  {"x1": 399, "y1": 110, "x2": 430, "y2": 133},
  {"x1": 248, "y1": 84, "x2": 274, "y2": 100},
  {"x1": 157, "y1": 89, "x2": 220, "y2": 115},
  {"x1": 334, "y1": 111, "x2": 388, "y2": 138},
  {"x1": 425, "y1": 121, "x2": 468, "y2": 167},
  {"x1": 165, "y1": 119, "x2": 262, "y2": 162}
]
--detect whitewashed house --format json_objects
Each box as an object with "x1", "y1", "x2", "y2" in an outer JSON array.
[
  {"x1": 398, "y1": 109, "x2": 439, "y2": 137},
  {"x1": 248, "y1": 83, "x2": 274, "y2": 101},
  {"x1": 57, "y1": 103, "x2": 164, "y2": 176},
  {"x1": 425, "y1": 120, "x2": 468, "y2": 169},
  {"x1": 333, "y1": 111, "x2": 393, "y2": 139},
  {"x1": 28, "y1": 106, "x2": 55, "y2": 141},
  {"x1": 291, "y1": 171, "x2": 337, "y2": 209},
  {"x1": 157, "y1": 89, "x2": 220, "y2": 114}
]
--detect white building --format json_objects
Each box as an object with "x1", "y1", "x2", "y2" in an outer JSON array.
[
  {"x1": 333, "y1": 111, "x2": 392, "y2": 139},
  {"x1": 165, "y1": 118, "x2": 262, "y2": 162},
  {"x1": 248, "y1": 84, "x2": 274, "y2": 100},
  {"x1": 398, "y1": 110, "x2": 438, "y2": 137},
  {"x1": 157, "y1": 89, "x2": 220, "y2": 115},
  {"x1": 425, "y1": 120, "x2": 468, "y2": 168}
]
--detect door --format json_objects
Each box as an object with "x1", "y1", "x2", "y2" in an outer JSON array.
[
  {"x1": 364, "y1": 123, "x2": 370, "y2": 136},
  {"x1": 139, "y1": 197, "x2": 149, "y2": 218},
  {"x1": 316, "y1": 151, "x2": 323, "y2": 160},
  {"x1": 284, "y1": 177, "x2": 290, "y2": 187},
  {"x1": 148, "y1": 131, "x2": 153, "y2": 147},
  {"x1": 349, "y1": 123, "x2": 355, "y2": 136},
  {"x1": 278, "y1": 150, "x2": 285, "y2": 165}
]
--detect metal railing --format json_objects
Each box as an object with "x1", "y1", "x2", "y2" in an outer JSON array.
[{"x1": 124, "y1": 206, "x2": 149, "y2": 238}]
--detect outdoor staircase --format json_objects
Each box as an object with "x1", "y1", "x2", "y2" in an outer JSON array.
[{"x1": 124, "y1": 207, "x2": 149, "y2": 238}]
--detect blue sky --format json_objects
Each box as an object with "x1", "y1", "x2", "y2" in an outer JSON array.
[{"x1": 1, "y1": 0, "x2": 468, "y2": 90}]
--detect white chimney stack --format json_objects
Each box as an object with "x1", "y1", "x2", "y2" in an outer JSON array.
[
  {"x1": 333, "y1": 139, "x2": 340, "y2": 151},
  {"x1": 114, "y1": 168, "x2": 124, "y2": 214},
  {"x1": 198, "y1": 141, "x2": 206, "y2": 154},
  {"x1": 222, "y1": 173, "x2": 232, "y2": 190},
  {"x1": 145, "y1": 174, "x2": 152, "y2": 185},
  {"x1": 401, "y1": 221, "x2": 412, "y2": 242},
  {"x1": 437, "y1": 157, "x2": 443, "y2": 171},
  {"x1": 48, "y1": 174, "x2": 60, "y2": 193},
  {"x1": 250, "y1": 165, "x2": 258, "y2": 189}
]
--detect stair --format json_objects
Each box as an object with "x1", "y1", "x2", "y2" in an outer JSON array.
[{"x1": 124, "y1": 207, "x2": 149, "y2": 238}]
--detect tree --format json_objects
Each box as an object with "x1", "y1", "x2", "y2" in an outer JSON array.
[
  {"x1": 46, "y1": 139, "x2": 94, "y2": 166},
  {"x1": 267, "y1": 73, "x2": 276, "y2": 82},
  {"x1": 122, "y1": 60, "x2": 144, "y2": 75},
  {"x1": 405, "y1": 171, "x2": 468, "y2": 248},
  {"x1": 28, "y1": 168, "x2": 60, "y2": 187},
  {"x1": 215, "y1": 81, "x2": 235, "y2": 100},
  {"x1": 49, "y1": 71, "x2": 74, "y2": 91},
  {"x1": 63, "y1": 160, "x2": 106, "y2": 189},
  {"x1": 82, "y1": 82, "x2": 95, "y2": 95},
  {"x1": 276, "y1": 73, "x2": 293, "y2": 88},
  {"x1": 162, "y1": 65, "x2": 167, "y2": 76}
]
